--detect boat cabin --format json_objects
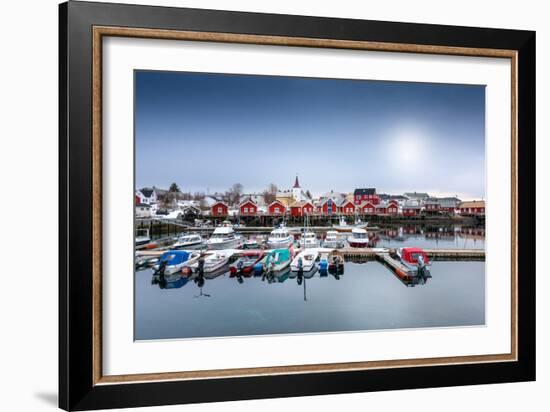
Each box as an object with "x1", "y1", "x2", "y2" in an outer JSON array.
[{"x1": 400, "y1": 248, "x2": 430, "y2": 265}]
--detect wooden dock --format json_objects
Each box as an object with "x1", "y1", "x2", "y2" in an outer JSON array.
[
  {"x1": 137, "y1": 247, "x2": 484, "y2": 261},
  {"x1": 338, "y1": 247, "x2": 484, "y2": 261}
]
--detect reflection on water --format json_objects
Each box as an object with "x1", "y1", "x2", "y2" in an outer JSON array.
[
  {"x1": 367, "y1": 225, "x2": 485, "y2": 249},
  {"x1": 136, "y1": 260, "x2": 485, "y2": 340}
]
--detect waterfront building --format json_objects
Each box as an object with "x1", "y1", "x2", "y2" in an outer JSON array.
[
  {"x1": 458, "y1": 200, "x2": 485, "y2": 216},
  {"x1": 359, "y1": 201, "x2": 376, "y2": 215},
  {"x1": 387, "y1": 200, "x2": 399, "y2": 215},
  {"x1": 354, "y1": 188, "x2": 380, "y2": 205},
  {"x1": 135, "y1": 203, "x2": 152, "y2": 218},
  {"x1": 424, "y1": 198, "x2": 442, "y2": 213},
  {"x1": 402, "y1": 203, "x2": 422, "y2": 216},
  {"x1": 211, "y1": 201, "x2": 229, "y2": 217},
  {"x1": 318, "y1": 197, "x2": 338, "y2": 215},
  {"x1": 268, "y1": 200, "x2": 287, "y2": 215},
  {"x1": 404, "y1": 192, "x2": 430, "y2": 204},
  {"x1": 290, "y1": 200, "x2": 315, "y2": 217},
  {"x1": 337, "y1": 199, "x2": 356, "y2": 215},
  {"x1": 437, "y1": 197, "x2": 462, "y2": 213},
  {"x1": 239, "y1": 199, "x2": 258, "y2": 216}
]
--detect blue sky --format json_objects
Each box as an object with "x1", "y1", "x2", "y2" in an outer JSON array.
[{"x1": 135, "y1": 70, "x2": 485, "y2": 199}]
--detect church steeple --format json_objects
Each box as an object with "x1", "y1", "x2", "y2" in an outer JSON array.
[{"x1": 293, "y1": 174, "x2": 301, "y2": 189}]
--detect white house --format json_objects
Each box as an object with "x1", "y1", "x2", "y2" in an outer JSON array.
[
  {"x1": 135, "y1": 203, "x2": 152, "y2": 218},
  {"x1": 136, "y1": 188, "x2": 158, "y2": 205}
]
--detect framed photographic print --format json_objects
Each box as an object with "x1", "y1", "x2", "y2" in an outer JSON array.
[{"x1": 59, "y1": 1, "x2": 535, "y2": 410}]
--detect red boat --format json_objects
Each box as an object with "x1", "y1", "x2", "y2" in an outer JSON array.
[
  {"x1": 229, "y1": 251, "x2": 265, "y2": 275},
  {"x1": 396, "y1": 247, "x2": 431, "y2": 273}
]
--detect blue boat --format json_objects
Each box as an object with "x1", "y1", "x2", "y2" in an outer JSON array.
[{"x1": 152, "y1": 250, "x2": 201, "y2": 275}]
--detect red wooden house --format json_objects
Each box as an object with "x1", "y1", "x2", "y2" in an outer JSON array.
[
  {"x1": 353, "y1": 188, "x2": 380, "y2": 206},
  {"x1": 268, "y1": 200, "x2": 286, "y2": 215},
  {"x1": 359, "y1": 201, "x2": 376, "y2": 215},
  {"x1": 338, "y1": 199, "x2": 356, "y2": 215},
  {"x1": 402, "y1": 205, "x2": 421, "y2": 216},
  {"x1": 211, "y1": 201, "x2": 229, "y2": 217},
  {"x1": 458, "y1": 200, "x2": 485, "y2": 216},
  {"x1": 375, "y1": 203, "x2": 388, "y2": 214},
  {"x1": 387, "y1": 200, "x2": 399, "y2": 215},
  {"x1": 319, "y1": 198, "x2": 337, "y2": 215},
  {"x1": 239, "y1": 199, "x2": 258, "y2": 216},
  {"x1": 290, "y1": 201, "x2": 315, "y2": 217}
]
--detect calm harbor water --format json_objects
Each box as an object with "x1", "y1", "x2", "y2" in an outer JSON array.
[{"x1": 135, "y1": 259, "x2": 485, "y2": 340}]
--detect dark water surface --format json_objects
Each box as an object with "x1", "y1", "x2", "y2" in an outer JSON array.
[{"x1": 135, "y1": 260, "x2": 485, "y2": 340}]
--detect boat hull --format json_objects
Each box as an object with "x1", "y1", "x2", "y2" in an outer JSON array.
[
  {"x1": 266, "y1": 237, "x2": 293, "y2": 249},
  {"x1": 173, "y1": 241, "x2": 204, "y2": 249},
  {"x1": 347, "y1": 239, "x2": 370, "y2": 248},
  {"x1": 206, "y1": 238, "x2": 244, "y2": 250}
]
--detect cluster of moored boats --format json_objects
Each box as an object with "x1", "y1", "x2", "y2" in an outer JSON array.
[
  {"x1": 144, "y1": 246, "x2": 347, "y2": 279},
  {"x1": 137, "y1": 216, "x2": 432, "y2": 282},
  {"x1": 162, "y1": 223, "x2": 375, "y2": 251}
]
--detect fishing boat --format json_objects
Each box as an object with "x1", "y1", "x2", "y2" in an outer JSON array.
[
  {"x1": 298, "y1": 230, "x2": 319, "y2": 248},
  {"x1": 254, "y1": 248, "x2": 292, "y2": 274},
  {"x1": 332, "y1": 216, "x2": 369, "y2": 232},
  {"x1": 135, "y1": 228, "x2": 151, "y2": 246},
  {"x1": 188, "y1": 250, "x2": 234, "y2": 273},
  {"x1": 243, "y1": 235, "x2": 264, "y2": 249},
  {"x1": 206, "y1": 227, "x2": 244, "y2": 250},
  {"x1": 290, "y1": 249, "x2": 319, "y2": 272},
  {"x1": 322, "y1": 230, "x2": 344, "y2": 248},
  {"x1": 152, "y1": 250, "x2": 201, "y2": 275},
  {"x1": 230, "y1": 251, "x2": 265, "y2": 275},
  {"x1": 266, "y1": 225, "x2": 294, "y2": 249},
  {"x1": 347, "y1": 228, "x2": 370, "y2": 248},
  {"x1": 172, "y1": 233, "x2": 204, "y2": 249},
  {"x1": 395, "y1": 247, "x2": 431, "y2": 274}
]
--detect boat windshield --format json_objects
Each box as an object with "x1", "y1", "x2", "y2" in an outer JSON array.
[
  {"x1": 354, "y1": 232, "x2": 367, "y2": 239},
  {"x1": 211, "y1": 233, "x2": 233, "y2": 239}
]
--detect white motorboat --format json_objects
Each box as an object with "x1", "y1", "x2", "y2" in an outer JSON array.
[
  {"x1": 332, "y1": 216, "x2": 368, "y2": 232},
  {"x1": 347, "y1": 228, "x2": 370, "y2": 248},
  {"x1": 189, "y1": 250, "x2": 234, "y2": 273},
  {"x1": 322, "y1": 230, "x2": 344, "y2": 248},
  {"x1": 299, "y1": 231, "x2": 319, "y2": 248},
  {"x1": 267, "y1": 225, "x2": 294, "y2": 249},
  {"x1": 206, "y1": 227, "x2": 244, "y2": 250},
  {"x1": 135, "y1": 228, "x2": 151, "y2": 246},
  {"x1": 172, "y1": 233, "x2": 204, "y2": 249},
  {"x1": 290, "y1": 249, "x2": 319, "y2": 272}
]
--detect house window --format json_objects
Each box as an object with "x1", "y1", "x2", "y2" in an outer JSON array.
[
  {"x1": 217, "y1": 207, "x2": 222, "y2": 213},
  {"x1": 244, "y1": 207, "x2": 248, "y2": 213},
  {"x1": 274, "y1": 207, "x2": 280, "y2": 213}
]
